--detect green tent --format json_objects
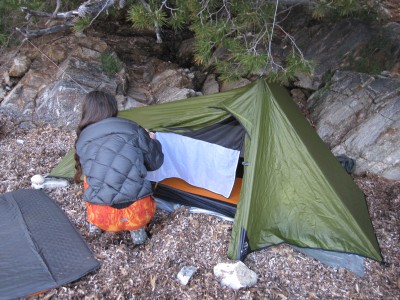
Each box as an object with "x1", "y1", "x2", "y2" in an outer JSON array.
[{"x1": 51, "y1": 79, "x2": 382, "y2": 265}]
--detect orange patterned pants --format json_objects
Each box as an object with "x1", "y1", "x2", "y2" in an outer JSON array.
[{"x1": 84, "y1": 177, "x2": 156, "y2": 232}]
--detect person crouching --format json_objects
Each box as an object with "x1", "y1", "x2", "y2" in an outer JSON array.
[{"x1": 74, "y1": 90, "x2": 164, "y2": 244}]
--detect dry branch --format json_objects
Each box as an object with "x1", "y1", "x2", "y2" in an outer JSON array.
[
  {"x1": 16, "y1": 23, "x2": 74, "y2": 38},
  {"x1": 16, "y1": 0, "x2": 117, "y2": 39},
  {"x1": 20, "y1": 6, "x2": 77, "y2": 20}
]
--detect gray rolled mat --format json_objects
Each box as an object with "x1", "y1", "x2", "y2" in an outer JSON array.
[{"x1": 0, "y1": 189, "x2": 100, "y2": 300}]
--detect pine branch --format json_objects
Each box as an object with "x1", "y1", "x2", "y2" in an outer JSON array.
[{"x1": 138, "y1": 0, "x2": 163, "y2": 43}]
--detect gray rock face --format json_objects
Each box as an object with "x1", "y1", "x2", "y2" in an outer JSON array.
[
  {"x1": 289, "y1": 18, "x2": 400, "y2": 90},
  {"x1": 307, "y1": 71, "x2": 400, "y2": 180},
  {"x1": 1, "y1": 34, "x2": 126, "y2": 130},
  {"x1": 149, "y1": 68, "x2": 194, "y2": 104},
  {"x1": 35, "y1": 81, "x2": 85, "y2": 129},
  {"x1": 294, "y1": 21, "x2": 372, "y2": 90}
]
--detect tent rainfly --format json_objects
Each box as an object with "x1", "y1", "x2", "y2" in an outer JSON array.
[{"x1": 51, "y1": 79, "x2": 382, "y2": 273}]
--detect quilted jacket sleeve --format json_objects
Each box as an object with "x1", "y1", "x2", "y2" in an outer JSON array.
[{"x1": 137, "y1": 126, "x2": 164, "y2": 171}]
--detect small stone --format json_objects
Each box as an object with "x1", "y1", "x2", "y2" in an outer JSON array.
[{"x1": 177, "y1": 266, "x2": 197, "y2": 285}]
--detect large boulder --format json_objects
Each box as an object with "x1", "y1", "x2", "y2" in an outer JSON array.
[
  {"x1": 35, "y1": 81, "x2": 85, "y2": 129},
  {"x1": 1, "y1": 55, "x2": 58, "y2": 128},
  {"x1": 307, "y1": 71, "x2": 400, "y2": 180},
  {"x1": 0, "y1": 34, "x2": 127, "y2": 129},
  {"x1": 150, "y1": 67, "x2": 195, "y2": 104}
]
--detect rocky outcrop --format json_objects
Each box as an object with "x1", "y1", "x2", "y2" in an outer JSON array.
[
  {"x1": 292, "y1": 20, "x2": 400, "y2": 90},
  {"x1": 1, "y1": 34, "x2": 127, "y2": 129},
  {"x1": 0, "y1": 31, "x2": 198, "y2": 129},
  {"x1": 0, "y1": 20, "x2": 399, "y2": 180},
  {"x1": 294, "y1": 21, "x2": 373, "y2": 90},
  {"x1": 307, "y1": 71, "x2": 400, "y2": 180},
  {"x1": 95, "y1": 32, "x2": 199, "y2": 104}
]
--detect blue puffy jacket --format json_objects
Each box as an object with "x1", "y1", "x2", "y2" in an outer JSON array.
[{"x1": 76, "y1": 117, "x2": 164, "y2": 206}]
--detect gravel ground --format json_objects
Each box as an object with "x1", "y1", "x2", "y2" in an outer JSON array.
[{"x1": 1, "y1": 112, "x2": 399, "y2": 299}]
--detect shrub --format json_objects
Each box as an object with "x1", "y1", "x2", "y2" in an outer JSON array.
[{"x1": 100, "y1": 52, "x2": 123, "y2": 76}]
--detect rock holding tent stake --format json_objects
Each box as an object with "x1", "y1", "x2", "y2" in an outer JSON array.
[{"x1": 31, "y1": 174, "x2": 46, "y2": 189}]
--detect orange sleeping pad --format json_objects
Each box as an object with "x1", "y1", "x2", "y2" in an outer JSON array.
[{"x1": 156, "y1": 177, "x2": 242, "y2": 205}]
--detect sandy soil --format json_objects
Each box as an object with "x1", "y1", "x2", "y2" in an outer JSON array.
[{"x1": 0, "y1": 112, "x2": 399, "y2": 299}]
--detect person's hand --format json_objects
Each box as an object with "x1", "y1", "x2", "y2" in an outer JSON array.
[{"x1": 144, "y1": 128, "x2": 155, "y2": 139}]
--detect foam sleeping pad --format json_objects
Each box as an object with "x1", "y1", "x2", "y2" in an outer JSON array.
[{"x1": 0, "y1": 189, "x2": 99, "y2": 300}]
